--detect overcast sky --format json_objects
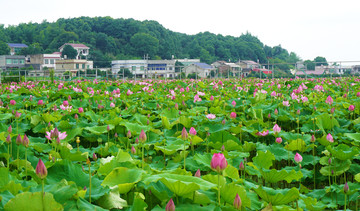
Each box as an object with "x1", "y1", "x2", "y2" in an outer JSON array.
[{"x1": 1, "y1": 0, "x2": 360, "y2": 65}]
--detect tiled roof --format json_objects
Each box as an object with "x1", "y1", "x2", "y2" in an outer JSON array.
[
  {"x1": 193, "y1": 62, "x2": 213, "y2": 69},
  {"x1": 60, "y1": 43, "x2": 89, "y2": 49},
  {"x1": 7, "y1": 43, "x2": 28, "y2": 48}
]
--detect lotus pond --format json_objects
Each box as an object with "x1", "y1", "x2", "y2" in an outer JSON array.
[{"x1": 0, "y1": 77, "x2": 360, "y2": 210}]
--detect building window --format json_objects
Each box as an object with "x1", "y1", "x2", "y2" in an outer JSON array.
[
  {"x1": 6, "y1": 59, "x2": 12, "y2": 64},
  {"x1": 82, "y1": 64, "x2": 85, "y2": 69},
  {"x1": 76, "y1": 64, "x2": 79, "y2": 69},
  {"x1": 169, "y1": 67, "x2": 173, "y2": 70},
  {"x1": 19, "y1": 60, "x2": 24, "y2": 64},
  {"x1": 140, "y1": 66, "x2": 144, "y2": 70},
  {"x1": 132, "y1": 66, "x2": 136, "y2": 71},
  {"x1": 45, "y1": 59, "x2": 49, "y2": 64},
  {"x1": 13, "y1": 59, "x2": 18, "y2": 64},
  {"x1": 50, "y1": 59, "x2": 54, "y2": 64}
]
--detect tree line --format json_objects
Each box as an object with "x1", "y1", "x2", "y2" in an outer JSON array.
[{"x1": 0, "y1": 16, "x2": 326, "y2": 69}]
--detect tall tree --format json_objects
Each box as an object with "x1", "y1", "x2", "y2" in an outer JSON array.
[
  {"x1": 314, "y1": 56, "x2": 328, "y2": 66},
  {"x1": 61, "y1": 45, "x2": 77, "y2": 59},
  {"x1": 0, "y1": 41, "x2": 10, "y2": 55},
  {"x1": 130, "y1": 32, "x2": 159, "y2": 58}
]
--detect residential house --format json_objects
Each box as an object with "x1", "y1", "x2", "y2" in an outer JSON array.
[
  {"x1": 352, "y1": 65, "x2": 360, "y2": 74},
  {"x1": 59, "y1": 43, "x2": 90, "y2": 59},
  {"x1": 7, "y1": 43, "x2": 28, "y2": 55},
  {"x1": 55, "y1": 59, "x2": 93, "y2": 77},
  {"x1": 147, "y1": 60, "x2": 176, "y2": 78},
  {"x1": 0, "y1": 55, "x2": 26, "y2": 70},
  {"x1": 26, "y1": 53, "x2": 61, "y2": 70},
  {"x1": 175, "y1": 58, "x2": 201, "y2": 66},
  {"x1": 183, "y1": 62, "x2": 215, "y2": 78},
  {"x1": 111, "y1": 60, "x2": 147, "y2": 78},
  {"x1": 237, "y1": 60, "x2": 261, "y2": 70}
]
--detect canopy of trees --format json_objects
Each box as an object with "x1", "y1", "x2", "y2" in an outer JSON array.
[{"x1": 0, "y1": 17, "x2": 311, "y2": 68}]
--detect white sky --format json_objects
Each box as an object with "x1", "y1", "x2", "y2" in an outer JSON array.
[{"x1": 1, "y1": 0, "x2": 360, "y2": 64}]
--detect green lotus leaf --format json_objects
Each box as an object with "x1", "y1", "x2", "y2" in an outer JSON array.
[
  {"x1": 151, "y1": 204, "x2": 217, "y2": 211},
  {"x1": 97, "y1": 190, "x2": 127, "y2": 210},
  {"x1": 0, "y1": 113, "x2": 13, "y2": 121},
  {"x1": 260, "y1": 168, "x2": 303, "y2": 183},
  {"x1": 253, "y1": 186, "x2": 299, "y2": 206},
  {"x1": 154, "y1": 139, "x2": 184, "y2": 155},
  {"x1": 209, "y1": 140, "x2": 241, "y2": 151},
  {"x1": 326, "y1": 144, "x2": 359, "y2": 160},
  {"x1": 189, "y1": 135, "x2": 204, "y2": 145},
  {"x1": 120, "y1": 122, "x2": 151, "y2": 134},
  {"x1": 161, "y1": 116, "x2": 171, "y2": 129},
  {"x1": 242, "y1": 141, "x2": 256, "y2": 152},
  {"x1": 220, "y1": 183, "x2": 251, "y2": 208},
  {"x1": 4, "y1": 192, "x2": 63, "y2": 211},
  {"x1": 253, "y1": 151, "x2": 275, "y2": 170},
  {"x1": 193, "y1": 153, "x2": 212, "y2": 170},
  {"x1": 160, "y1": 177, "x2": 200, "y2": 196},
  {"x1": 42, "y1": 113, "x2": 62, "y2": 123},
  {"x1": 319, "y1": 159, "x2": 351, "y2": 176},
  {"x1": 355, "y1": 173, "x2": 360, "y2": 182},
  {"x1": 84, "y1": 124, "x2": 114, "y2": 135},
  {"x1": 224, "y1": 164, "x2": 240, "y2": 180},
  {"x1": 316, "y1": 113, "x2": 339, "y2": 132},
  {"x1": 301, "y1": 196, "x2": 326, "y2": 211},
  {"x1": 102, "y1": 167, "x2": 143, "y2": 194},
  {"x1": 344, "y1": 133, "x2": 360, "y2": 143},
  {"x1": 76, "y1": 197, "x2": 107, "y2": 211},
  {"x1": 62, "y1": 127, "x2": 83, "y2": 143},
  {"x1": 30, "y1": 115, "x2": 42, "y2": 126},
  {"x1": 284, "y1": 139, "x2": 307, "y2": 152}
]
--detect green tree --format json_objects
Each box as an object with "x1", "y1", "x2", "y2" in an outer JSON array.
[
  {"x1": 19, "y1": 43, "x2": 43, "y2": 55},
  {"x1": 314, "y1": 56, "x2": 328, "y2": 66},
  {"x1": 130, "y1": 33, "x2": 159, "y2": 58},
  {"x1": 62, "y1": 45, "x2": 77, "y2": 59},
  {"x1": 0, "y1": 41, "x2": 10, "y2": 55},
  {"x1": 304, "y1": 60, "x2": 315, "y2": 70}
]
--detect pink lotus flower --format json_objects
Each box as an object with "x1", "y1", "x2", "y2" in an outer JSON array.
[
  {"x1": 231, "y1": 100, "x2": 236, "y2": 107},
  {"x1": 294, "y1": 153, "x2": 303, "y2": 163},
  {"x1": 10, "y1": 100, "x2": 16, "y2": 105},
  {"x1": 230, "y1": 112, "x2": 237, "y2": 119},
  {"x1": 211, "y1": 153, "x2": 228, "y2": 173},
  {"x1": 233, "y1": 193, "x2": 242, "y2": 210},
  {"x1": 63, "y1": 100, "x2": 69, "y2": 106},
  {"x1": 325, "y1": 95, "x2": 333, "y2": 105},
  {"x1": 15, "y1": 111, "x2": 21, "y2": 118},
  {"x1": 78, "y1": 107, "x2": 84, "y2": 113},
  {"x1": 210, "y1": 95, "x2": 214, "y2": 101},
  {"x1": 110, "y1": 102, "x2": 115, "y2": 108},
  {"x1": 256, "y1": 130, "x2": 269, "y2": 136},
  {"x1": 273, "y1": 124, "x2": 281, "y2": 134},
  {"x1": 349, "y1": 105, "x2": 355, "y2": 111},
  {"x1": 165, "y1": 198, "x2": 175, "y2": 211},
  {"x1": 36, "y1": 158, "x2": 48, "y2": 179},
  {"x1": 326, "y1": 133, "x2": 334, "y2": 143},
  {"x1": 276, "y1": 137, "x2": 282, "y2": 144},
  {"x1": 46, "y1": 128, "x2": 67, "y2": 141},
  {"x1": 283, "y1": 101, "x2": 290, "y2": 107},
  {"x1": 38, "y1": 100, "x2": 44, "y2": 106},
  {"x1": 189, "y1": 127, "x2": 197, "y2": 136},
  {"x1": 206, "y1": 114, "x2": 216, "y2": 119}
]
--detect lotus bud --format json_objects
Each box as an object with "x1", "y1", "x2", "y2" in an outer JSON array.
[
  {"x1": 74, "y1": 114, "x2": 78, "y2": 119},
  {"x1": 6, "y1": 134, "x2": 11, "y2": 144},
  {"x1": 239, "y1": 161, "x2": 245, "y2": 170},
  {"x1": 92, "y1": 153, "x2": 97, "y2": 161},
  {"x1": 127, "y1": 130, "x2": 132, "y2": 138},
  {"x1": 76, "y1": 137, "x2": 80, "y2": 144},
  {"x1": 349, "y1": 105, "x2": 355, "y2": 111},
  {"x1": 297, "y1": 109, "x2": 300, "y2": 115},
  {"x1": 36, "y1": 158, "x2": 48, "y2": 179},
  {"x1": 311, "y1": 134, "x2": 316, "y2": 143},
  {"x1": 230, "y1": 112, "x2": 237, "y2": 119},
  {"x1": 194, "y1": 169, "x2": 201, "y2": 178},
  {"x1": 274, "y1": 108, "x2": 278, "y2": 115},
  {"x1": 344, "y1": 182, "x2": 349, "y2": 193},
  {"x1": 114, "y1": 133, "x2": 118, "y2": 138},
  {"x1": 8, "y1": 125, "x2": 12, "y2": 134},
  {"x1": 23, "y1": 134, "x2": 29, "y2": 147},
  {"x1": 328, "y1": 158, "x2": 332, "y2": 165},
  {"x1": 165, "y1": 198, "x2": 175, "y2": 211},
  {"x1": 211, "y1": 153, "x2": 228, "y2": 173},
  {"x1": 135, "y1": 138, "x2": 139, "y2": 144},
  {"x1": 276, "y1": 137, "x2": 282, "y2": 144},
  {"x1": 16, "y1": 134, "x2": 22, "y2": 145},
  {"x1": 139, "y1": 129, "x2": 147, "y2": 143},
  {"x1": 221, "y1": 145, "x2": 225, "y2": 151},
  {"x1": 273, "y1": 124, "x2": 281, "y2": 134},
  {"x1": 294, "y1": 153, "x2": 303, "y2": 164},
  {"x1": 189, "y1": 127, "x2": 197, "y2": 136},
  {"x1": 131, "y1": 146, "x2": 136, "y2": 154},
  {"x1": 107, "y1": 125, "x2": 110, "y2": 132},
  {"x1": 181, "y1": 127, "x2": 188, "y2": 140},
  {"x1": 330, "y1": 107, "x2": 335, "y2": 114},
  {"x1": 233, "y1": 193, "x2": 242, "y2": 210}
]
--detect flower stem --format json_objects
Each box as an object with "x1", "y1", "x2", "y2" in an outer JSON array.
[
  {"x1": 313, "y1": 146, "x2": 316, "y2": 189},
  {"x1": 89, "y1": 163, "x2": 92, "y2": 203},
  {"x1": 7, "y1": 143, "x2": 10, "y2": 169},
  {"x1": 344, "y1": 193, "x2": 347, "y2": 211},
  {"x1": 17, "y1": 146, "x2": 20, "y2": 170},
  {"x1": 25, "y1": 148, "x2": 27, "y2": 180},
  {"x1": 218, "y1": 173, "x2": 221, "y2": 207},
  {"x1": 142, "y1": 143, "x2": 144, "y2": 170},
  {"x1": 183, "y1": 140, "x2": 186, "y2": 170},
  {"x1": 42, "y1": 179, "x2": 45, "y2": 211}
]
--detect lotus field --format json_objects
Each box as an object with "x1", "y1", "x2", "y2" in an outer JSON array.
[{"x1": 1, "y1": 77, "x2": 360, "y2": 210}]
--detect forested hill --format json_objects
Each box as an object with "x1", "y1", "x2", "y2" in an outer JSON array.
[{"x1": 0, "y1": 16, "x2": 300, "y2": 67}]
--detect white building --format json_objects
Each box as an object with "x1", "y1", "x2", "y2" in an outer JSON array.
[
  {"x1": 59, "y1": 43, "x2": 90, "y2": 60},
  {"x1": 183, "y1": 62, "x2": 215, "y2": 78},
  {"x1": 26, "y1": 53, "x2": 61, "y2": 70}
]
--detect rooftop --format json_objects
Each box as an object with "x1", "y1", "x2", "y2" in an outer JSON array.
[
  {"x1": 60, "y1": 43, "x2": 89, "y2": 49},
  {"x1": 7, "y1": 43, "x2": 28, "y2": 48}
]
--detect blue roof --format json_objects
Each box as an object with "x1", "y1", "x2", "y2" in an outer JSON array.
[
  {"x1": 193, "y1": 62, "x2": 213, "y2": 69},
  {"x1": 7, "y1": 43, "x2": 28, "y2": 48}
]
